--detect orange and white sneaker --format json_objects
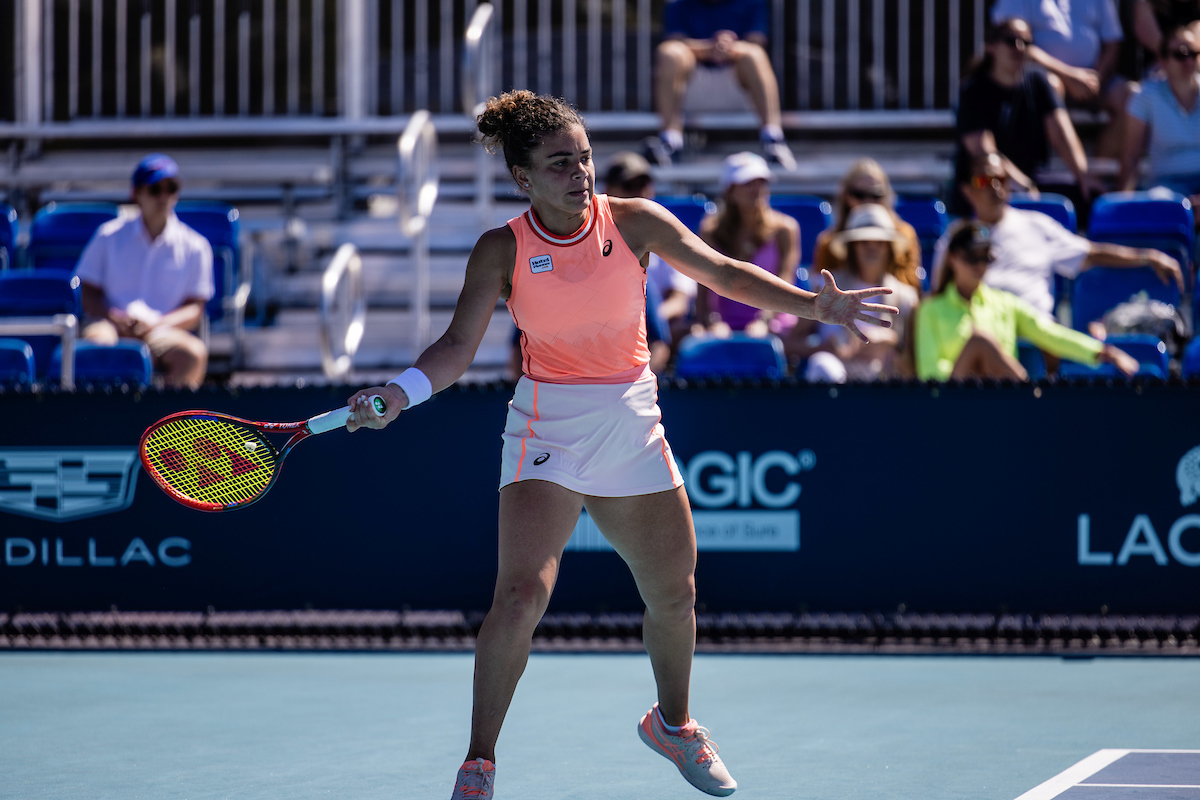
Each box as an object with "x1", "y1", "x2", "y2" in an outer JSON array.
[
  {"x1": 638, "y1": 704, "x2": 737, "y2": 796},
  {"x1": 450, "y1": 757, "x2": 495, "y2": 800}
]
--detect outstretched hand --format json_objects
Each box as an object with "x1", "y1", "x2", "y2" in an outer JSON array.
[{"x1": 813, "y1": 270, "x2": 899, "y2": 344}]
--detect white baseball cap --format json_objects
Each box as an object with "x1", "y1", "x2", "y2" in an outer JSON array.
[
  {"x1": 829, "y1": 204, "x2": 900, "y2": 260},
  {"x1": 720, "y1": 152, "x2": 773, "y2": 192}
]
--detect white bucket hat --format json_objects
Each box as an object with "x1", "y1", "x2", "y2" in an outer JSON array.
[
  {"x1": 720, "y1": 152, "x2": 773, "y2": 192},
  {"x1": 829, "y1": 203, "x2": 899, "y2": 260}
]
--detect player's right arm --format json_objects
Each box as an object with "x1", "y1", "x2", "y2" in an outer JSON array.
[{"x1": 347, "y1": 226, "x2": 514, "y2": 431}]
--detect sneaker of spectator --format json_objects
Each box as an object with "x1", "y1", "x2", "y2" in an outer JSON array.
[{"x1": 760, "y1": 131, "x2": 797, "y2": 170}]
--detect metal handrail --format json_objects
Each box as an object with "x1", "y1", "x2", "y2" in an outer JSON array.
[
  {"x1": 317, "y1": 244, "x2": 364, "y2": 380},
  {"x1": 397, "y1": 111, "x2": 439, "y2": 352},
  {"x1": 397, "y1": 111, "x2": 439, "y2": 239},
  {"x1": 0, "y1": 314, "x2": 77, "y2": 390},
  {"x1": 461, "y1": 3, "x2": 495, "y2": 120}
]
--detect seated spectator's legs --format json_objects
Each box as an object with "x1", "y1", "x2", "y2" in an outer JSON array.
[
  {"x1": 144, "y1": 326, "x2": 207, "y2": 389},
  {"x1": 949, "y1": 331, "x2": 1028, "y2": 380},
  {"x1": 729, "y1": 40, "x2": 783, "y2": 133},
  {"x1": 81, "y1": 319, "x2": 120, "y2": 346},
  {"x1": 654, "y1": 40, "x2": 696, "y2": 152}
]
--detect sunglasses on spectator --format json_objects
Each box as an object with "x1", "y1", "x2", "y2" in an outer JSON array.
[
  {"x1": 1167, "y1": 45, "x2": 1200, "y2": 62},
  {"x1": 996, "y1": 33, "x2": 1032, "y2": 49},
  {"x1": 847, "y1": 187, "x2": 886, "y2": 201},
  {"x1": 146, "y1": 180, "x2": 180, "y2": 197},
  {"x1": 969, "y1": 174, "x2": 1005, "y2": 190}
]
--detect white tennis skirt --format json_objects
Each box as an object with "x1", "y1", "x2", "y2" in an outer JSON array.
[{"x1": 498, "y1": 372, "x2": 685, "y2": 497}]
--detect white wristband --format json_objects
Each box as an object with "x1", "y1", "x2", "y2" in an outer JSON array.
[{"x1": 387, "y1": 367, "x2": 433, "y2": 410}]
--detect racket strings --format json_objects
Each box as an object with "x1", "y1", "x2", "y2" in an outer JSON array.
[{"x1": 143, "y1": 417, "x2": 279, "y2": 506}]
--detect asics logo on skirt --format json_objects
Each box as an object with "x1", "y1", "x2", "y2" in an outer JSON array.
[{"x1": 534, "y1": 453, "x2": 550, "y2": 465}]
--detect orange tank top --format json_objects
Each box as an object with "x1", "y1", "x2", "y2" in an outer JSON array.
[{"x1": 507, "y1": 194, "x2": 651, "y2": 384}]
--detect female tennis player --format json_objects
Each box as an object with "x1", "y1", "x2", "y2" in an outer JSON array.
[{"x1": 346, "y1": 90, "x2": 896, "y2": 799}]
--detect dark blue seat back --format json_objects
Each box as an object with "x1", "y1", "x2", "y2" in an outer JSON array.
[
  {"x1": 1016, "y1": 340, "x2": 1047, "y2": 380},
  {"x1": 0, "y1": 204, "x2": 17, "y2": 270},
  {"x1": 1070, "y1": 267, "x2": 1181, "y2": 332},
  {"x1": 176, "y1": 201, "x2": 240, "y2": 322},
  {"x1": 1011, "y1": 192, "x2": 1078, "y2": 232},
  {"x1": 894, "y1": 196, "x2": 949, "y2": 291},
  {"x1": 675, "y1": 333, "x2": 787, "y2": 379},
  {"x1": 1088, "y1": 191, "x2": 1195, "y2": 288},
  {"x1": 1183, "y1": 338, "x2": 1200, "y2": 378},
  {"x1": 770, "y1": 195, "x2": 833, "y2": 270},
  {"x1": 0, "y1": 338, "x2": 36, "y2": 386},
  {"x1": 655, "y1": 195, "x2": 713, "y2": 234},
  {"x1": 0, "y1": 269, "x2": 81, "y2": 316},
  {"x1": 28, "y1": 202, "x2": 120, "y2": 271},
  {"x1": 1058, "y1": 334, "x2": 1169, "y2": 379},
  {"x1": 49, "y1": 340, "x2": 153, "y2": 386}
]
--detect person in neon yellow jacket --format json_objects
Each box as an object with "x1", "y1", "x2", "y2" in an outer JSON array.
[{"x1": 915, "y1": 220, "x2": 1138, "y2": 380}]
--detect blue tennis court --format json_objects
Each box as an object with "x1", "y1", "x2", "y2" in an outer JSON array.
[{"x1": 2, "y1": 652, "x2": 1195, "y2": 799}]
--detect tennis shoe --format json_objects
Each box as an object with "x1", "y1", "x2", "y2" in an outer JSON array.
[
  {"x1": 450, "y1": 757, "x2": 495, "y2": 800},
  {"x1": 638, "y1": 704, "x2": 737, "y2": 796},
  {"x1": 761, "y1": 137, "x2": 797, "y2": 171}
]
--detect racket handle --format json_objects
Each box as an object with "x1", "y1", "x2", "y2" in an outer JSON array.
[{"x1": 307, "y1": 394, "x2": 386, "y2": 434}]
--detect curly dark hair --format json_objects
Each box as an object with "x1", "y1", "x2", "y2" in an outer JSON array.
[{"x1": 476, "y1": 90, "x2": 587, "y2": 177}]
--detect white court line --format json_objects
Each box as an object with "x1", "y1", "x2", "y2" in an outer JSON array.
[
  {"x1": 1015, "y1": 750, "x2": 1200, "y2": 800},
  {"x1": 1082, "y1": 785, "x2": 1200, "y2": 789}
]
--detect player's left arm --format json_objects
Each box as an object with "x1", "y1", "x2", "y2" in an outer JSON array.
[{"x1": 614, "y1": 197, "x2": 896, "y2": 342}]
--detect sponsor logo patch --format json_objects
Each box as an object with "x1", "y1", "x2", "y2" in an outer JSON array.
[
  {"x1": 602, "y1": 239, "x2": 613, "y2": 257},
  {"x1": 534, "y1": 453, "x2": 550, "y2": 465},
  {"x1": 530, "y1": 254, "x2": 554, "y2": 274},
  {"x1": 0, "y1": 448, "x2": 139, "y2": 522}
]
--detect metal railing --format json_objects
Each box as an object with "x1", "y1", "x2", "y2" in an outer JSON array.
[
  {"x1": 0, "y1": 314, "x2": 76, "y2": 389},
  {"x1": 7, "y1": 0, "x2": 988, "y2": 125},
  {"x1": 397, "y1": 110, "x2": 439, "y2": 354},
  {"x1": 318, "y1": 243, "x2": 364, "y2": 380}
]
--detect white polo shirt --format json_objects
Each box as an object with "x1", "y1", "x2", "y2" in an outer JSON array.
[{"x1": 76, "y1": 212, "x2": 214, "y2": 319}]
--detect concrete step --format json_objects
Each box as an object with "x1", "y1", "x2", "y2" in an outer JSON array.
[{"x1": 235, "y1": 307, "x2": 515, "y2": 372}]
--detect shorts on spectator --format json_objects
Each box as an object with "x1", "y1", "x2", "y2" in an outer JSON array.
[{"x1": 82, "y1": 319, "x2": 204, "y2": 361}]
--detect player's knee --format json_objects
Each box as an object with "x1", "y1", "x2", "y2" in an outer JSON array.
[
  {"x1": 492, "y1": 577, "x2": 552, "y2": 625},
  {"x1": 644, "y1": 574, "x2": 696, "y2": 621}
]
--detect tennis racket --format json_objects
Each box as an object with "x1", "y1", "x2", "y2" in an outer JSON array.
[{"x1": 139, "y1": 395, "x2": 386, "y2": 512}]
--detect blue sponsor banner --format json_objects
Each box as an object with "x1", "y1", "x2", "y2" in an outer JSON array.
[{"x1": 0, "y1": 382, "x2": 1197, "y2": 614}]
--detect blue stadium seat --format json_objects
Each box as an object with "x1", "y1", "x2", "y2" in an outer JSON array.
[
  {"x1": 1016, "y1": 340, "x2": 1046, "y2": 380},
  {"x1": 0, "y1": 269, "x2": 82, "y2": 378},
  {"x1": 655, "y1": 195, "x2": 713, "y2": 233},
  {"x1": 675, "y1": 333, "x2": 787, "y2": 379},
  {"x1": 894, "y1": 195, "x2": 948, "y2": 291},
  {"x1": 176, "y1": 200, "x2": 241, "y2": 325},
  {"x1": 0, "y1": 338, "x2": 36, "y2": 386},
  {"x1": 1010, "y1": 192, "x2": 1077, "y2": 232},
  {"x1": 48, "y1": 340, "x2": 153, "y2": 386},
  {"x1": 1088, "y1": 191, "x2": 1195, "y2": 288},
  {"x1": 1183, "y1": 338, "x2": 1200, "y2": 378},
  {"x1": 1070, "y1": 266, "x2": 1182, "y2": 333},
  {"x1": 27, "y1": 202, "x2": 119, "y2": 271},
  {"x1": 1058, "y1": 334, "x2": 1169, "y2": 379},
  {"x1": 770, "y1": 195, "x2": 834, "y2": 287},
  {"x1": 0, "y1": 203, "x2": 17, "y2": 270}
]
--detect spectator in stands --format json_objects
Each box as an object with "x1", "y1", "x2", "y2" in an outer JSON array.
[
  {"x1": 694, "y1": 152, "x2": 800, "y2": 337},
  {"x1": 937, "y1": 154, "x2": 1183, "y2": 319},
  {"x1": 915, "y1": 220, "x2": 1138, "y2": 380},
  {"x1": 1132, "y1": 0, "x2": 1200, "y2": 70},
  {"x1": 646, "y1": 0, "x2": 796, "y2": 169},
  {"x1": 990, "y1": 0, "x2": 1131, "y2": 155},
  {"x1": 76, "y1": 154, "x2": 213, "y2": 389},
  {"x1": 953, "y1": 18, "x2": 1099, "y2": 215},
  {"x1": 812, "y1": 158, "x2": 923, "y2": 291},
  {"x1": 801, "y1": 205, "x2": 921, "y2": 382},
  {"x1": 603, "y1": 151, "x2": 697, "y2": 348},
  {"x1": 1120, "y1": 22, "x2": 1200, "y2": 209}
]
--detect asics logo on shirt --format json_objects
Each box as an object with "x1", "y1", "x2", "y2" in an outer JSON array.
[
  {"x1": 602, "y1": 239, "x2": 613, "y2": 257},
  {"x1": 533, "y1": 453, "x2": 550, "y2": 465}
]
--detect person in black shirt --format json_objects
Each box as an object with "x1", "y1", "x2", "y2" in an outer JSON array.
[{"x1": 952, "y1": 18, "x2": 1100, "y2": 214}]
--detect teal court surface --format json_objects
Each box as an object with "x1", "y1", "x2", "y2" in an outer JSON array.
[{"x1": 1, "y1": 652, "x2": 1196, "y2": 799}]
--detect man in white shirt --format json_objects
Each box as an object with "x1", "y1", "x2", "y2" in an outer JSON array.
[
  {"x1": 76, "y1": 154, "x2": 214, "y2": 388},
  {"x1": 933, "y1": 154, "x2": 1183, "y2": 319}
]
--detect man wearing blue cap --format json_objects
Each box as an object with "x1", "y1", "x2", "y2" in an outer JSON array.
[{"x1": 76, "y1": 154, "x2": 214, "y2": 388}]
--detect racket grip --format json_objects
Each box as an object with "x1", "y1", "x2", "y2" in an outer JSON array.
[{"x1": 307, "y1": 394, "x2": 386, "y2": 434}]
